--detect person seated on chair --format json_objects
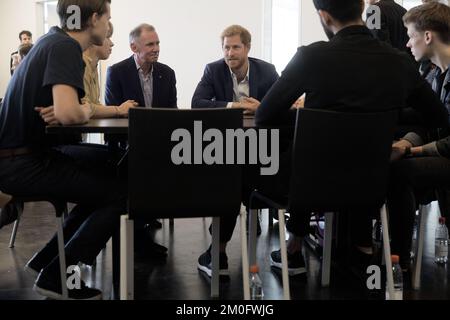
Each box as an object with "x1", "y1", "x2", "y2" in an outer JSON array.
[
  {"x1": 36, "y1": 22, "x2": 166, "y2": 259},
  {"x1": 388, "y1": 1, "x2": 450, "y2": 270},
  {"x1": 197, "y1": 0, "x2": 448, "y2": 279},
  {"x1": 194, "y1": 26, "x2": 280, "y2": 278},
  {"x1": 0, "y1": 0, "x2": 127, "y2": 300},
  {"x1": 35, "y1": 21, "x2": 137, "y2": 170},
  {"x1": 191, "y1": 24, "x2": 279, "y2": 115},
  {"x1": 104, "y1": 23, "x2": 175, "y2": 256}
]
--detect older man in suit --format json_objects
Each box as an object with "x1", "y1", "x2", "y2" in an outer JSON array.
[
  {"x1": 105, "y1": 24, "x2": 176, "y2": 257},
  {"x1": 192, "y1": 25, "x2": 279, "y2": 114},
  {"x1": 105, "y1": 23, "x2": 177, "y2": 108}
]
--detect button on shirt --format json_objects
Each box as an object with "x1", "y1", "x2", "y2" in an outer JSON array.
[
  {"x1": 134, "y1": 56, "x2": 153, "y2": 108},
  {"x1": 227, "y1": 63, "x2": 250, "y2": 109}
]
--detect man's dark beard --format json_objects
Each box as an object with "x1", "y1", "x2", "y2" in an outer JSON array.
[{"x1": 321, "y1": 20, "x2": 335, "y2": 40}]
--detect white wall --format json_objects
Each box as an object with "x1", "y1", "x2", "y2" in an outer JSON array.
[
  {"x1": 0, "y1": 0, "x2": 39, "y2": 98},
  {"x1": 103, "y1": 0, "x2": 265, "y2": 108},
  {"x1": 299, "y1": 0, "x2": 327, "y2": 46},
  {"x1": 0, "y1": 0, "x2": 340, "y2": 105}
]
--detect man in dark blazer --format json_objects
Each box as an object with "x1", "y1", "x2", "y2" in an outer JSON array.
[
  {"x1": 192, "y1": 25, "x2": 279, "y2": 113},
  {"x1": 105, "y1": 24, "x2": 175, "y2": 257},
  {"x1": 195, "y1": 25, "x2": 280, "y2": 279},
  {"x1": 365, "y1": 0, "x2": 410, "y2": 53},
  {"x1": 105, "y1": 24, "x2": 177, "y2": 108}
]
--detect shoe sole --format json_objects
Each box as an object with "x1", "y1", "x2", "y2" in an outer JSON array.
[
  {"x1": 270, "y1": 256, "x2": 306, "y2": 276},
  {"x1": 33, "y1": 284, "x2": 102, "y2": 300},
  {"x1": 24, "y1": 265, "x2": 40, "y2": 279},
  {"x1": 197, "y1": 263, "x2": 230, "y2": 277}
]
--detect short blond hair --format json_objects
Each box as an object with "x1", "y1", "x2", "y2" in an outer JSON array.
[{"x1": 221, "y1": 25, "x2": 251, "y2": 47}]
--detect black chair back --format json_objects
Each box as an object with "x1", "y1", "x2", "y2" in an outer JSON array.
[
  {"x1": 128, "y1": 108, "x2": 242, "y2": 221},
  {"x1": 289, "y1": 108, "x2": 398, "y2": 213}
]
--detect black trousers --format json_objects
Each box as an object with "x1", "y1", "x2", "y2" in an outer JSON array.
[
  {"x1": 216, "y1": 146, "x2": 314, "y2": 243},
  {"x1": 217, "y1": 146, "x2": 378, "y2": 244},
  {"x1": 0, "y1": 147, "x2": 126, "y2": 268},
  {"x1": 388, "y1": 156, "x2": 450, "y2": 264}
]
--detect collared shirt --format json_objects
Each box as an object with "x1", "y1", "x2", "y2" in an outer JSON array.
[
  {"x1": 81, "y1": 53, "x2": 101, "y2": 106},
  {"x1": 226, "y1": 62, "x2": 250, "y2": 109},
  {"x1": 134, "y1": 55, "x2": 153, "y2": 108}
]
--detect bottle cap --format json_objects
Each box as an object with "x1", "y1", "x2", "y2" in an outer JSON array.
[
  {"x1": 439, "y1": 217, "x2": 446, "y2": 225},
  {"x1": 249, "y1": 265, "x2": 260, "y2": 273},
  {"x1": 391, "y1": 255, "x2": 399, "y2": 264}
]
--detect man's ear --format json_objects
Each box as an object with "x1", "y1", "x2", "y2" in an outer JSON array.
[
  {"x1": 89, "y1": 12, "x2": 100, "y2": 29},
  {"x1": 424, "y1": 31, "x2": 433, "y2": 45},
  {"x1": 318, "y1": 10, "x2": 331, "y2": 27},
  {"x1": 130, "y1": 43, "x2": 137, "y2": 53}
]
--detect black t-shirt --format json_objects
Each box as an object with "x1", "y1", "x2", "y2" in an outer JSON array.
[{"x1": 0, "y1": 26, "x2": 85, "y2": 149}]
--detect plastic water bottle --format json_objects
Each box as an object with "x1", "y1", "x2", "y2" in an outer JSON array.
[
  {"x1": 249, "y1": 265, "x2": 264, "y2": 300},
  {"x1": 386, "y1": 255, "x2": 403, "y2": 300},
  {"x1": 435, "y1": 217, "x2": 449, "y2": 264}
]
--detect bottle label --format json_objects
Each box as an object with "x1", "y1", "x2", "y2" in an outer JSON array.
[{"x1": 435, "y1": 243, "x2": 448, "y2": 257}]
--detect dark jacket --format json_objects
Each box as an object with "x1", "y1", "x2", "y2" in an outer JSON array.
[
  {"x1": 433, "y1": 66, "x2": 450, "y2": 157},
  {"x1": 105, "y1": 56, "x2": 177, "y2": 108},
  {"x1": 191, "y1": 57, "x2": 279, "y2": 108},
  {"x1": 256, "y1": 26, "x2": 448, "y2": 129},
  {"x1": 366, "y1": 0, "x2": 409, "y2": 53}
]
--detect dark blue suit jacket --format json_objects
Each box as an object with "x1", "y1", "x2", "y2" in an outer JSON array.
[
  {"x1": 191, "y1": 57, "x2": 279, "y2": 108},
  {"x1": 105, "y1": 56, "x2": 177, "y2": 108}
]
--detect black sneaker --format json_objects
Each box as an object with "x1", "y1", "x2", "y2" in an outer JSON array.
[
  {"x1": 34, "y1": 273, "x2": 102, "y2": 300},
  {"x1": 197, "y1": 247, "x2": 229, "y2": 278},
  {"x1": 270, "y1": 249, "x2": 306, "y2": 276},
  {"x1": 24, "y1": 249, "x2": 58, "y2": 280}
]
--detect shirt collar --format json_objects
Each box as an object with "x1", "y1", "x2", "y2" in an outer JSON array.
[
  {"x1": 332, "y1": 25, "x2": 372, "y2": 41},
  {"x1": 134, "y1": 54, "x2": 153, "y2": 75}
]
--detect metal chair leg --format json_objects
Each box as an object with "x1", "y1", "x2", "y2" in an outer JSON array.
[
  {"x1": 248, "y1": 209, "x2": 259, "y2": 267},
  {"x1": 211, "y1": 217, "x2": 220, "y2": 298},
  {"x1": 9, "y1": 203, "x2": 24, "y2": 248},
  {"x1": 413, "y1": 205, "x2": 427, "y2": 290},
  {"x1": 120, "y1": 215, "x2": 134, "y2": 300},
  {"x1": 56, "y1": 216, "x2": 68, "y2": 299},
  {"x1": 321, "y1": 212, "x2": 333, "y2": 287},
  {"x1": 240, "y1": 209, "x2": 250, "y2": 300},
  {"x1": 278, "y1": 210, "x2": 290, "y2": 300},
  {"x1": 380, "y1": 204, "x2": 396, "y2": 300}
]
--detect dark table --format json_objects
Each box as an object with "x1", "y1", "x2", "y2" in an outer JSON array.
[{"x1": 46, "y1": 117, "x2": 256, "y2": 135}]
